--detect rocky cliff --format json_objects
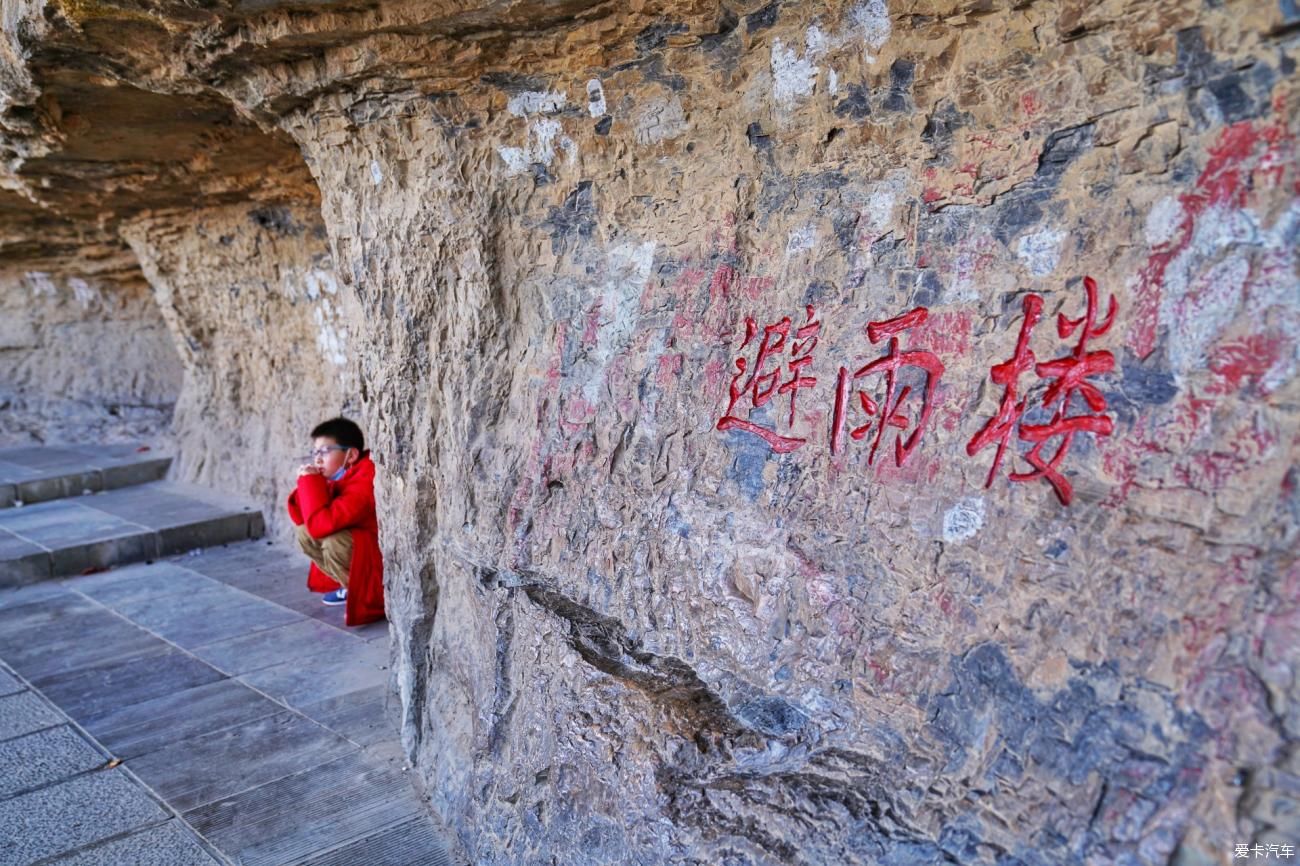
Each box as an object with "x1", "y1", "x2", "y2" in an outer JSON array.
[{"x1": 1, "y1": 0, "x2": 1297, "y2": 862}]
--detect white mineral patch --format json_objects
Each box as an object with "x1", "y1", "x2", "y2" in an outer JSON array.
[
  {"x1": 804, "y1": 23, "x2": 829, "y2": 56},
  {"x1": 313, "y1": 303, "x2": 348, "y2": 367},
  {"x1": 1162, "y1": 253, "x2": 1249, "y2": 376},
  {"x1": 1144, "y1": 196, "x2": 1183, "y2": 247},
  {"x1": 1158, "y1": 203, "x2": 1263, "y2": 378},
  {"x1": 786, "y1": 224, "x2": 818, "y2": 257},
  {"x1": 68, "y1": 277, "x2": 98, "y2": 308},
  {"x1": 1016, "y1": 227, "x2": 1066, "y2": 277},
  {"x1": 507, "y1": 90, "x2": 566, "y2": 117},
  {"x1": 828, "y1": 68, "x2": 839, "y2": 97},
  {"x1": 581, "y1": 241, "x2": 657, "y2": 402},
  {"x1": 586, "y1": 79, "x2": 607, "y2": 118},
  {"x1": 771, "y1": 38, "x2": 819, "y2": 108},
  {"x1": 634, "y1": 96, "x2": 688, "y2": 145},
  {"x1": 369, "y1": 160, "x2": 383, "y2": 185},
  {"x1": 497, "y1": 118, "x2": 575, "y2": 177},
  {"x1": 942, "y1": 497, "x2": 986, "y2": 544},
  {"x1": 25, "y1": 271, "x2": 56, "y2": 297},
  {"x1": 304, "y1": 268, "x2": 338, "y2": 300},
  {"x1": 850, "y1": 0, "x2": 891, "y2": 63}
]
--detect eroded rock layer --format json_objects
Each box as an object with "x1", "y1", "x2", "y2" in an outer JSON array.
[{"x1": 1, "y1": 0, "x2": 1297, "y2": 863}]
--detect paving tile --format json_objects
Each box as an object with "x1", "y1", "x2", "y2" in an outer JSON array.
[
  {"x1": 0, "y1": 724, "x2": 107, "y2": 798},
  {"x1": 33, "y1": 645, "x2": 225, "y2": 727},
  {"x1": 83, "y1": 483, "x2": 257, "y2": 531},
  {"x1": 0, "y1": 581, "x2": 68, "y2": 611},
  {"x1": 0, "y1": 529, "x2": 50, "y2": 586},
  {"x1": 44, "y1": 820, "x2": 221, "y2": 866},
  {"x1": 111, "y1": 584, "x2": 303, "y2": 649},
  {"x1": 0, "y1": 608, "x2": 164, "y2": 683},
  {"x1": 297, "y1": 816, "x2": 455, "y2": 866},
  {"x1": 0, "y1": 500, "x2": 145, "y2": 544},
  {"x1": 298, "y1": 684, "x2": 397, "y2": 746},
  {"x1": 193, "y1": 618, "x2": 374, "y2": 675},
  {"x1": 16, "y1": 473, "x2": 102, "y2": 506},
  {"x1": 0, "y1": 690, "x2": 63, "y2": 741},
  {"x1": 69, "y1": 561, "x2": 220, "y2": 607},
  {"x1": 0, "y1": 769, "x2": 167, "y2": 866},
  {"x1": 183, "y1": 750, "x2": 422, "y2": 866},
  {"x1": 0, "y1": 447, "x2": 93, "y2": 474},
  {"x1": 48, "y1": 531, "x2": 160, "y2": 579},
  {"x1": 0, "y1": 459, "x2": 43, "y2": 483},
  {"x1": 158, "y1": 513, "x2": 264, "y2": 555},
  {"x1": 86, "y1": 678, "x2": 284, "y2": 760},
  {"x1": 126, "y1": 710, "x2": 357, "y2": 812},
  {"x1": 239, "y1": 644, "x2": 390, "y2": 709},
  {"x1": 0, "y1": 667, "x2": 23, "y2": 696}
]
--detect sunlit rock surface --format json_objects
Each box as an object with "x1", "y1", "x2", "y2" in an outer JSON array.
[{"x1": 1, "y1": 1, "x2": 1297, "y2": 862}]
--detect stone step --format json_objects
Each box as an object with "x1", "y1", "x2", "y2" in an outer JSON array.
[
  {"x1": 0, "y1": 481, "x2": 265, "y2": 586},
  {"x1": 0, "y1": 444, "x2": 171, "y2": 508}
]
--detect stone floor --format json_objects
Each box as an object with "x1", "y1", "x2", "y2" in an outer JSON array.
[{"x1": 0, "y1": 448, "x2": 460, "y2": 865}]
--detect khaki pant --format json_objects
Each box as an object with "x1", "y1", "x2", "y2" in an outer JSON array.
[{"x1": 296, "y1": 525, "x2": 353, "y2": 587}]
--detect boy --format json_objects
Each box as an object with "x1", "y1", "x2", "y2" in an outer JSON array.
[{"x1": 287, "y1": 417, "x2": 385, "y2": 626}]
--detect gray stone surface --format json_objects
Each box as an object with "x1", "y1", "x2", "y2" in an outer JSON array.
[
  {"x1": 0, "y1": 607, "x2": 163, "y2": 683},
  {"x1": 34, "y1": 645, "x2": 225, "y2": 726},
  {"x1": 298, "y1": 816, "x2": 455, "y2": 866},
  {"x1": 0, "y1": 480, "x2": 266, "y2": 580},
  {"x1": 0, "y1": 667, "x2": 22, "y2": 697},
  {"x1": 73, "y1": 561, "x2": 221, "y2": 606},
  {"x1": 0, "y1": 500, "x2": 144, "y2": 544},
  {"x1": 86, "y1": 677, "x2": 284, "y2": 760},
  {"x1": 239, "y1": 644, "x2": 390, "y2": 709},
  {"x1": 299, "y1": 685, "x2": 396, "y2": 747},
  {"x1": 0, "y1": 770, "x2": 167, "y2": 865},
  {"x1": 183, "y1": 751, "x2": 422, "y2": 866},
  {"x1": 193, "y1": 617, "x2": 371, "y2": 675},
  {"x1": 0, "y1": 530, "x2": 49, "y2": 586},
  {"x1": 0, "y1": 690, "x2": 62, "y2": 741},
  {"x1": 0, "y1": 581, "x2": 66, "y2": 611},
  {"x1": 111, "y1": 583, "x2": 303, "y2": 649},
  {"x1": 0, "y1": 724, "x2": 107, "y2": 798},
  {"x1": 44, "y1": 820, "x2": 221, "y2": 866},
  {"x1": 0, "y1": 445, "x2": 171, "y2": 509},
  {"x1": 125, "y1": 710, "x2": 358, "y2": 812}
]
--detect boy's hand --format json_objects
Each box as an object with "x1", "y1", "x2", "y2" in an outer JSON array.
[{"x1": 298, "y1": 464, "x2": 322, "y2": 477}]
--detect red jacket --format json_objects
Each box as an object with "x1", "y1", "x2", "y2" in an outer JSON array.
[{"x1": 286, "y1": 452, "x2": 385, "y2": 626}]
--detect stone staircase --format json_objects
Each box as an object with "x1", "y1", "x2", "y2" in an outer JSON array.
[
  {"x1": 0, "y1": 446, "x2": 463, "y2": 865},
  {"x1": 0, "y1": 444, "x2": 264, "y2": 586}
]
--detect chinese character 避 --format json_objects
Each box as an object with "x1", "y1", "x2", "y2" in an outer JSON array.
[
  {"x1": 831, "y1": 307, "x2": 946, "y2": 467},
  {"x1": 716, "y1": 305, "x2": 820, "y2": 453}
]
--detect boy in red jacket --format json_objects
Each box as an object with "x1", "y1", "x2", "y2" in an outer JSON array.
[{"x1": 287, "y1": 417, "x2": 385, "y2": 626}]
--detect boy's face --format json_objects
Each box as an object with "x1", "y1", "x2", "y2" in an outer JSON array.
[{"x1": 312, "y1": 436, "x2": 355, "y2": 477}]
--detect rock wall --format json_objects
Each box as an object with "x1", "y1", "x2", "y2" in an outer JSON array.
[
  {"x1": 123, "y1": 205, "x2": 352, "y2": 540},
  {"x1": 0, "y1": 215, "x2": 180, "y2": 446},
  {"x1": 1, "y1": 0, "x2": 1297, "y2": 863}
]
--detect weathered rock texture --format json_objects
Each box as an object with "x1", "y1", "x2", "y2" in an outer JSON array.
[
  {"x1": 2, "y1": 0, "x2": 1298, "y2": 863},
  {"x1": 0, "y1": 195, "x2": 179, "y2": 445}
]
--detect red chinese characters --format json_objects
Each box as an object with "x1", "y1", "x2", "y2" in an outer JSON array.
[
  {"x1": 831, "y1": 307, "x2": 946, "y2": 466},
  {"x1": 716, "y1": 305, "x2": 820, "y2": 452},
  {"x1": 967, "y1": 277, "x2": 1118, "y2": 505}
]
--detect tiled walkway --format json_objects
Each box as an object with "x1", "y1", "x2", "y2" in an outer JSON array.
[{"x1": 0, "y1": 542, "x2": 458, "y2": 865}]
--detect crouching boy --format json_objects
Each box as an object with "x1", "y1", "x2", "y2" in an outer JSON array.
[{"x1": 287, "y1": 417, "x2": 385, "y2": 626}]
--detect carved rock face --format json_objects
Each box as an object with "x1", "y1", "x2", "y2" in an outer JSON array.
[{"x1": 2, "y1": 1, "x2": 1297, "y2": 863}]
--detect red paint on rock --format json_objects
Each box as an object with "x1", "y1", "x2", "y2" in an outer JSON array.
[{"x1": 1127, "y1": 118, "x2": 1296, "y2": 359}]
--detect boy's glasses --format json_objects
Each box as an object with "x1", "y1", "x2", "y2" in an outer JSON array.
[{"x1": 308, "y1": 446, "x2": 347, "y2": 459}]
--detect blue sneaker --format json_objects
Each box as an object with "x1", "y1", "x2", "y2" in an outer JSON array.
[{"x1": 322, "y1": 588, "x2": 348, "y2": 606}]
